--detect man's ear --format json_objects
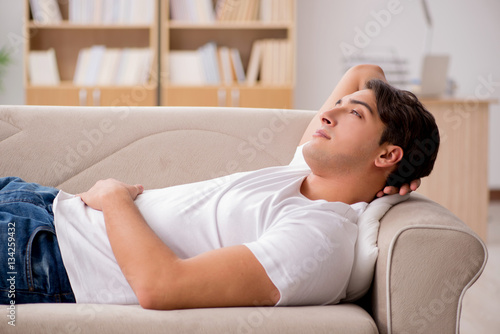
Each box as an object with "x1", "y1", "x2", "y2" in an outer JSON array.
[{"x1": 375, "y1": 145, "x2": 403, "y2": 168}]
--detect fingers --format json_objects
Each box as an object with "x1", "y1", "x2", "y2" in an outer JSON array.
[
  {"x1": 410, "y1": 179, "x2": 421, "y2": 191},
  {"x1": 384, "y1": 186, "x2": 399, "y2": 195},
  {"x1": 125, "y1": 184, "x2": 144, "y2": 201},
  {"x1": 379, "y1": 185, "x2": 409, "y2": 197},
  {"x1": 377, "y1": 179, "x2": 422, "y2": 199},
  {"x1": 79, "y1": 180, "x2": 143, "y2": 202},
  {"x1": 133, "y1": 184, "x2": 144, "y2": 197},
  {"x1": 375, "y1": 186, "x2": 398, "y2": 198},
  {"x1": 398, "y1": 184, "x2": 410, "y2": 195}
]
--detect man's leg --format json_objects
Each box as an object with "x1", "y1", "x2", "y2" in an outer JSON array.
[{"x1": 0, "y1": 177, "x2": 75, "y2": 304}]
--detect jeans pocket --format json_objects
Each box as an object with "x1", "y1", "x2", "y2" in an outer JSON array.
[
  {"x1": 26, "y1": 226, "x2": 56, "y2": 293},
  {"x1": 26, "y1": 225, "x2": 74, "y2": 302}
]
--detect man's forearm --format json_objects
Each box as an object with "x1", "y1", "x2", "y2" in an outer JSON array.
[
  {"x1": 79, "y1": 179, "x2": 280, "y2": 310},
  {"x1": 319, "y1": 64, "x2": 386, "y2": 113},
  {"x1": 100, "y1": 189, "x2": 179, "y2": 308},
  {"x1": 299, "y1": 64, "x2": 387, "y2": 145}
]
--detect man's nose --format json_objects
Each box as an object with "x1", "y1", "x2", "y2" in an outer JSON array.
[{"x1": 320, "y1": 108, "x2": 338, "y2": 126}]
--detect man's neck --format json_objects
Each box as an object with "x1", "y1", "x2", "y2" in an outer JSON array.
[{"x1": 300, "y1": 171, "x2": 384, "y2": 204}]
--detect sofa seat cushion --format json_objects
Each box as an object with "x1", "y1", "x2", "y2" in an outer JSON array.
[{"x1": 4, "y1": 304, "x2": 378, "y2": 334}]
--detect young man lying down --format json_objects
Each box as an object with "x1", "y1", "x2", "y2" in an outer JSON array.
[{"x1": 0, "y1": 64, "x2": 439, "y2": 309}]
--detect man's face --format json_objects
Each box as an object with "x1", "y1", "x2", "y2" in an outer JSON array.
[{"x1": 303, "y1": 89, "x2": 386, "y2": 176}]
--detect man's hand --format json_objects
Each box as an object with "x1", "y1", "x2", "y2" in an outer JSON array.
[
  {"x1": 77, "y1": 178, "x2": 279, "y2": 310},
  {"x1": 78, "y1": 178, "x2": 144, "y2": 211},
  {"x1": 375, "y1": 179, "x2": 421, "y2": 198}
]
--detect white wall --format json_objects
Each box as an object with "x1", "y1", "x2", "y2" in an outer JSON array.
[
  {"x1": 0, "y1": 0, "x2": 25, "y2": 104},
  {"x1": 295, "y1": 0, "x2": 500, "y2": 189},
  {"x1": 0, "y1": 0, "x2": 499, "y2": 188}
]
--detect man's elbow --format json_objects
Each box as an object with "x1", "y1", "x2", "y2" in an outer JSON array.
[
  {"x1": 133, "y1": 265, "x2": 184, "y2": 310},
  {"x1": 135, "y1": 287, "x2": 177, "y2": 310},
  {"x1": 353, "y1": 64, "x2": 386, "y2": 82}
]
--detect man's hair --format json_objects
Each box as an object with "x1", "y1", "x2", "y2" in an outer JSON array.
[{"x1": 365, "y1": 79, "x2": 440, "y2": 187}]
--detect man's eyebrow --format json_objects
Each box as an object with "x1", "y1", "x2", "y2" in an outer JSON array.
[{"x1": 349, "y1": 99, "x2": 374, "y2": 115}]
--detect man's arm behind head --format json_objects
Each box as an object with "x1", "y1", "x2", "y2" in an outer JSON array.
[{"x1": 299, "y1": 64, "x2": 387, "y2": 146}]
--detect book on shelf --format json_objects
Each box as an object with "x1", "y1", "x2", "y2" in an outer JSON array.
[
  {"x1": 68, "y1": 0, "x2": 154, "y2": 25},
  {"x1": 170, "y1": 0, "x2": 215, "y2": 23},
  {"x1": 169, "y1": 42, "x2": 248, "y2": 86},
  {"x1": 96, "y1": 48, "x2": 121, "y2": 85},
  {"x1": 198, "y1": 42, "x2": 221, "y2": 84},
  {"x1": 230, "y1": 48, "x2": 246, "y2": 83},
  {"x1": 215, "y1": 0, "x2": 259, "y2": 22},
  {"x1": 168, "y1": 39, "x2": 290, "y2": 86},
  {"x1": 168, "y1": 50, "x2": 205, "y2": 85},
  {"x1": 170, "y1": 0, "x2": 291, "y2": 23},
  {"x1": 246, "y1": 40, "x2": 263, "y2": 86},
  {"x1": 259, "y1": 0, "x2": 293, "y2": 22},
  {"x1": 29, "y1": 48, "x2": 61, "y2": 85},
  {"x1": 247, "y1": 39, "x2": 292, "y2": 86},
  {"x1": 29, "y1": 0, "x2": 62, "y2": 24},
  {"x1": 169, "y1": 42, "x2": 221, "y2": 85},
  {"x1": 218, "y1": 46, "x2": 233, "y2": 85},
  {"x1": 73, "y1": 46, "x2": 153, "y2": 86}
]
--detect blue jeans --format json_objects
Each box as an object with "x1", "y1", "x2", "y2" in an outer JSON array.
[{"x1": 0, "y1": 177, "x2": 75, "y2": 304}]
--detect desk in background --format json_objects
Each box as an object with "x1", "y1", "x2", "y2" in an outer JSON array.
[{"x1": 417, "y1": 98, "x2": 494, "y2": 241}]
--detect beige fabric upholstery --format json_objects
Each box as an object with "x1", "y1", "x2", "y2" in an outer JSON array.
[
  {"x1": 0, "y1": 105, "x2": 487, "y2": 333},
  {"x1": 3, "y1": 304, "x2": 378, "y2": 334},
  {"x1": 372, "y1": 194, "x2": 487, "y2": 334},
  {"x1": 0, "y1": 105, "x2": 312, "y2": 193}
]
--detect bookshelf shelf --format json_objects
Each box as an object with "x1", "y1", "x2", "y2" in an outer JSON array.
[
  {"x1": 25, "y1": 0, "x2": 158, "y2": 106},
  {"x1": 28, "y1": 22, "x2": 153, "y2": 30},
  {"x1": 24, "y1": 0, "x2": 295, "y2": 109},
  {"x1": 168, "y1": 21, "x2": 292, "y2": 30},
  {"x1": 28, "y1": 80, "x2": 158, "y2": 88},
  {"x1": 161, "y1": 0, "x2": 296, "y2": 109},
  {"x1": 165, "y1": 83, "x2": 292, "y2": 88}
]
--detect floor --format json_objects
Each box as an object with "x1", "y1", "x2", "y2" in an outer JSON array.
[{"x1": 460, "y1": 201, "x2": 500, "y2": 333}]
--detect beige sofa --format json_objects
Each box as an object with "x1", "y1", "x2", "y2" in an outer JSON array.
[{"x1": 0, "y1": 105, "x2": 487, "y2": 333}]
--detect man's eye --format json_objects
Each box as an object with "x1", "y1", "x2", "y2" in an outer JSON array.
[{"x1": 351, "y1": 109, "x2": 362, "y2": 118}]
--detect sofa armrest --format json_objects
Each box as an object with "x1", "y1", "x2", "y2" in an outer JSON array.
[{"x1": 371, "y1": 193, "x2": 487, "y2": 334}]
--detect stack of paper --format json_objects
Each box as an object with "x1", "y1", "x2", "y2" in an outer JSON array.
[
  {"x1": 170, "y1": 0, "x2": 215, "y2": 23},
  {"x1": 73, "y1": 46, "x2": 153, "y2": 86},
  {"x1": 29, "y1": 48, "x2": 61, "y2": 85},
  {"x1": 168, "y1": 42, "x2": 247, "y2": 86},
  {"x1": 168, "y1": 39, "x2": 292, "y2": 86},
  {"x1": 68, "y1": 0, "x2": 154, "y2": 24},
  {"x1": 168, "y1": 51, "x2": 205, "y2": 85},
  {"x1": 198, "y1": 42, "x2": 220, "y2": 84}
]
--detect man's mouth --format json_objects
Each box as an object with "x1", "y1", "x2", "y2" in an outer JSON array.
[{"x1": 313, "y1": 129, "x2": 331, "y2": 140}]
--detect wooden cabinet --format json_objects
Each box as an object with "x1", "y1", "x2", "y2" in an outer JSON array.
[
  {"x1": 24, "y1": 0, "x2": 296, "y2": 108},
  {"x1": 24, "y1": 0, "x2": 158, "y2": 106},
  {"x1": 164, "y1": 86, "x2": 292, "y2": 108},
  {"x1": 417, "y1": 98, "x2": 493, "y2": 241},
  {"x1": 160, "y1": 0, "x2": 296, "y2": 108}
]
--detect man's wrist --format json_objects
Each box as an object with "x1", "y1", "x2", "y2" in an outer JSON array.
[{"x1": 100, "y1": 186, "x2": 135, "y2": 211}]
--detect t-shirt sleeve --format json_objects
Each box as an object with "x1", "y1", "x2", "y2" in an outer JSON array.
[{"x1": 244, "y1": 207, "x2": 358, "y2": 306}]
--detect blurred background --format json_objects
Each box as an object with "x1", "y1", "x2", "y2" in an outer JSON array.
[{"x1": 1, "y1": 0, "x2": 499, "y2": 190}]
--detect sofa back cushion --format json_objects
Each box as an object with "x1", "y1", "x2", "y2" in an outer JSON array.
[{"x1": 0, "y1": 105, "x2": 314, "y2": 193}]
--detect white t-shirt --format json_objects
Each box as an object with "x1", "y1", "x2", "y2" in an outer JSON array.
[{"x1": 53, "y1": 163, "x2": 367, "y2": 306}]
